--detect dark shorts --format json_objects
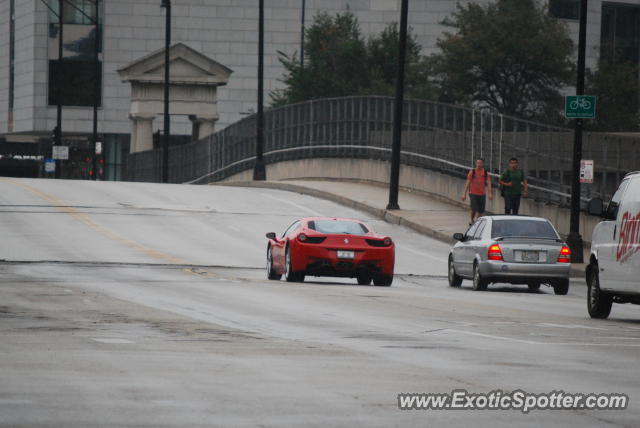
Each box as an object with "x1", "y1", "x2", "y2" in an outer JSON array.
[{"x1": 469, "y1": 194, "x2": 486, "y2": 213}]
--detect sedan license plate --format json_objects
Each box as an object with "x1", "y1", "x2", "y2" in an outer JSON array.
[
  {"x1": 521, "y1": 250, "x2": 539, "y2": 262},
  {"x1": 337, "y1": 250, "x2": 355, "y2": 259}
]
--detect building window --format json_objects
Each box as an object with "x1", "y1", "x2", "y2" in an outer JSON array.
[
  {"x1": 601, "y1": 2, "x2": 640, "y2": 65},
  {"x1": 549, "y1": 0, "x2": 580, "y2": 20},
  {"x1": 47, "y1": 0, "x2": 103, "y2": 107}
]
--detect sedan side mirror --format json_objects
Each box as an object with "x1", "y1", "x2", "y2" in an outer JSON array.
[
  {"x1": 587, "y1": 198, "x2": 604, "y2": 217},
  {"x1": 453, "y1": 233, "x2": 465, "y2": 241},
  {"x1": 265, "y1": 232, "x2": 277, "y2": 240}
]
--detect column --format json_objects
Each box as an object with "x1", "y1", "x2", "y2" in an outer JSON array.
[{"x1": 129, "y1": 113, "x2": 156, "y2": 153}]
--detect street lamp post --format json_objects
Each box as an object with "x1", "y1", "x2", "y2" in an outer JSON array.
[
  {"x1": 300, "y1": 0, "x2": 305, "y2": 68},
  {"x1": 253, "y1": 0, "x2": 266, "y2": 180},
  {"x1": 567, "y1": 0, "x2": 588, "y2": 263},
  {"x1": 387, "y1": 0, "x2": 409, "y2": 210},
  {"x1": 161, "y1": 0, "x2": 171, "y2": 183},
  {"x1": 55, "y1": 0, "x2": 64, "y2": 179},
  {"x1": 92, "y1": 0, "x2": 100, "y2": 180}
]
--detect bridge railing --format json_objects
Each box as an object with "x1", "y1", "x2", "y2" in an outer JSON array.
[{"x1": 128, "y1": 96, "x2": 640, "y2": 208}]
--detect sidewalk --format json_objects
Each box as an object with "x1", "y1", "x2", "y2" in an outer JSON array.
[{"x1": 221, "y1": 179, "x2": 588, "y2": 278}]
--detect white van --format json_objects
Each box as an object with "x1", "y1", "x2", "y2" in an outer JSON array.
[{"x1": 587, "y1": 171, "x2": 640, "y2": 318}]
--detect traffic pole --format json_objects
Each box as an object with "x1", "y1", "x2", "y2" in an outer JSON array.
[
  {"x1": 566, "y1": 0, "x2": 587, "y2": 263},
  {"x1": 161, "y1": 0, "x2": 171, "y2": 183},
  {"x1": 253, "y1": 0, "x2": 266, "y2": 180},
  {"x1": 387, "y1": 0, "x2": 409, "y2": 210},
  {"x1": 92, "y1": 0, "x2": 100, "y2": 180}
]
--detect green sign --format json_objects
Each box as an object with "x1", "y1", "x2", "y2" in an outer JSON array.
[{"x1": 565, "y1": 95, "x2": 596, "y2": 119}]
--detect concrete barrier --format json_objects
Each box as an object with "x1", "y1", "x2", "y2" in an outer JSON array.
[{"x1": 224, "y1": 158, "x2": 600, "y2": 244}]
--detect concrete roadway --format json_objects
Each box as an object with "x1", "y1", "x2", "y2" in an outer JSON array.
[{"x1": 0, "y1": 178, "x2": 638, "y2": 427}]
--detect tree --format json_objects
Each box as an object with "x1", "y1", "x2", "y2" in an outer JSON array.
[
  {"x1": 427, "y1": 0, "x2": 574, "y2": 119},
  {"x1": 586, "y1": 61, "x2": 640, "y2": 132},
  {"x1": 271, "y1": 13, "x2": 436, "y2": 105},
  {"x1": 270, "y1": 12, "x2": 368, "y2": 106}
]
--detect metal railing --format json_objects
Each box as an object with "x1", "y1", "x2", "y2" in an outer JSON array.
[{"x1": 127, "y1": 96, "x2": 640, "y2": 207}]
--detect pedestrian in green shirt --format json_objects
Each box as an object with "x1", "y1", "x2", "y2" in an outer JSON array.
[{"x1": 499, "y1": 157, "x2": 528, "y2": 215}]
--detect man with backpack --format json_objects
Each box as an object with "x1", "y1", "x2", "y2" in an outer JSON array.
[
  {"x1": 461, "y1": 158, "x2": 493, "y2": 225},
  {"x1": 499, "y1": 157, "x2": 528, "y2": 215}
]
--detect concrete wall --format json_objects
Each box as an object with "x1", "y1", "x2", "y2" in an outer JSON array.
[{"x1": 225, "y1": 158, "x2": 601, "y2": 244}]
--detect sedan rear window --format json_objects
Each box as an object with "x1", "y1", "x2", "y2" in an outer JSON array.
[
  {"x1": 308, "y1": 220, "x2": 369, "y2": 235},
  {"x1": 491, "y1": 219, "x2": 559, "y2": 239}
]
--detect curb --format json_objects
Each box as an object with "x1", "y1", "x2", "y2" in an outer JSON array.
[{"x1": 219, "y1": 180, "x2": 586, "y2": 279}]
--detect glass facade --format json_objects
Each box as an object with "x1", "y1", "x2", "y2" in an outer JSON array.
[
  {"x1": 601, "y1": 2, "x2": 640, "y2": 66},
  {"x1": 8, "y1": 0, "x2": 15, "y2": 131},
  {"x1": 47, "y1": 0, "x2": 103, "y2": 107},
  {"x1": 549, "y1": 0, "x2": 580, "y2": 20}
]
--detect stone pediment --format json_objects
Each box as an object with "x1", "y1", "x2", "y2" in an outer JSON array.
[{"x1": 117, "y1": 43, "x2": 232, "y2": 86}]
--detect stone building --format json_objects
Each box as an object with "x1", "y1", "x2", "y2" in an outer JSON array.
[{"x1": 0, "y1": 0, "x2": 638, "y2": 179}]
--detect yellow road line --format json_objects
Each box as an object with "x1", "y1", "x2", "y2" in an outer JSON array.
[{"x1": 1, "y1": 178, "x2": 193, "y2": 266}]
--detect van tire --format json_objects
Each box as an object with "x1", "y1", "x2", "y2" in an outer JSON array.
[{"x1": 587, "y1": 266, "x2": 613, "y2": 319}]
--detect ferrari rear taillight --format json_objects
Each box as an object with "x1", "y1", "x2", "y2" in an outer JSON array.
[
  {"x1": 298, "y1": 234, "x2": 326, "y2": 244},
  {"x1": 366, "y1": 238, "x2": 392, "y2": 247},
  {"x1": 488, "y1": 244, "x2": 503, "y2": 261},
  {"x1": 557, "y1": 246, "x2": 571, "y2": 263}
]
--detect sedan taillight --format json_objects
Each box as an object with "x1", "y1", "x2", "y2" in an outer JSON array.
[
  {"x1": 557, "y1": 246, "x2": 571, "y2": 263},
  {"x1": 488, "y1": 244, "x2": 503, "y2": 261}
]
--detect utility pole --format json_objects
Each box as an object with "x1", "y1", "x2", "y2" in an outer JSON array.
[
  {"x1": 253, "y1": 0, "x2": 266, "y2": 180},
  {"x1": 300, "y1": 0, "x2": 305, "y2": 68},
  {"x1": 92, "y1": 0, "x2": 100, "y2": 180},
  {"x1": 55, "y1": 0, "x2": 64, "y2": 179},
  {"x1": 161, "y1": 0, "x2": 171, "y2": 183},
  {"x1": 567, "y1": 0, "x2": 587, "y2": 263},
  {"x1": 387, "y1": 0, "x2": 409, "y2": 210}
]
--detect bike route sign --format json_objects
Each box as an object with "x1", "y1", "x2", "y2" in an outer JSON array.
[{"x1": 565, "y1": 95, "x2": 596, "y2": 119}]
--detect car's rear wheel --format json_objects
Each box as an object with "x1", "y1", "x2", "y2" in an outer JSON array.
[
  {"x1": 266, "y1": 246, "x2": 281, "y2": 280},
  {"x1": 472, "y1": 263, "x2": 488, "y2": 291},
  {"x1": 528, "y1": 282, "x2": 541, "y2": 291},
  {"x1": 284, "y1": 246, "x2": 305, "y2": 283},
  {"x1": 553, "y1": 278, "x2": 569, "y2": 295},
  {"x1": 587, "y1": 266, "x2": 612, "y2": 319},
  {"x1": 357, "y1": 273, "x2": 372, "y2": 285},
  {"x1": 448, "y1": 255, "x2": 462, "y2": 287},
  {"x1": 373, "y1": 274, "x2": 393, "y2": 287}
]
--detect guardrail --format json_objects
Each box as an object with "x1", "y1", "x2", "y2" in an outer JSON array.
[{"x1": 127, "y1": 96, "x2": 640, "y2": 207}]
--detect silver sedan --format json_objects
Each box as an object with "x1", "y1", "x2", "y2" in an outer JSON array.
[{"x1": 448, "y1": 215, "x2": 571, "y2": 294}]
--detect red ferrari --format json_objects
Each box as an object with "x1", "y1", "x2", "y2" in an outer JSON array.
[{"x1": 265, "y1": 217, "x2": 395, "y2": 286}]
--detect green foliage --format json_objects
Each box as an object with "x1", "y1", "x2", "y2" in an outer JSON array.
[
  {"x1": 271, "y1": 12, "x2": 434, "y2": 106},
  {"x1": 427, "y1": 0, "x2": 574, "y2": 119},
  {"x1": 271, "y1": 12, "x2": 368, "y2": 106},
  {"x1": 586, "y1": 61, "x2": 640, "y2": 132}
]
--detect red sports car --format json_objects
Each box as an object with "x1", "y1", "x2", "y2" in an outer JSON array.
[{"x1": 265, "y1": 217, "x2": 395, "y2": 286}]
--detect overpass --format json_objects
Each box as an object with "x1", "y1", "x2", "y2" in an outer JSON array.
[{"x1": 126, "y1": 96, "x2": 640, "y2": 241}]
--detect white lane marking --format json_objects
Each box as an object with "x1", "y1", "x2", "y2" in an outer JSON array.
[
  {"x1": 448, "y1": 329, "x2": 540, "y2": 345},
  {"x1": 262, "y1": 193, "x2": 321, "y2": 216},
  {"x1": 538, "y1": 323, "x2": 608, "y2": 331},
  {"x1": 397, "y1": 244, "x2": 447, "y2": 262},
  {"x1": 448, "y1": 329, "x2": 640, "y2": 347},
  {"x1": 92, "y1": 338, "x2": 135, "y2": 344}
]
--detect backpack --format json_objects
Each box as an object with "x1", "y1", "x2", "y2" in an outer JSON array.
[{"x1": 471, "y1": 168, "x2": 488, "y2": 184}]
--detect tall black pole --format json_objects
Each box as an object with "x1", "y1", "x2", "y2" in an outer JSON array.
[
  {"x1": 567, "y1": 0, "x2": 587, "y2": 263},
  {"x1": 161, "y1": 0, "x2": 171, "y2": 183},
  {"x1": 253, "y1": 0, "x2": 266, "y2": 180},
  {"x1": 92, "y1": 0, "x2": 100, "y2": 180},
  {"x1": 55, "y1": 0, "x2": 64, "y2": 179},
  {"x1": 300, "y1": 0, "x2": 305, "y2": 68},
  {"x1": 387, "y1": 0, "x2": 409, "y2": 210}
]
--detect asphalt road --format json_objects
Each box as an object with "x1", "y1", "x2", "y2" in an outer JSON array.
[{"x1": 1, "y1": 178, "x2": 638, "y2": 428}]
